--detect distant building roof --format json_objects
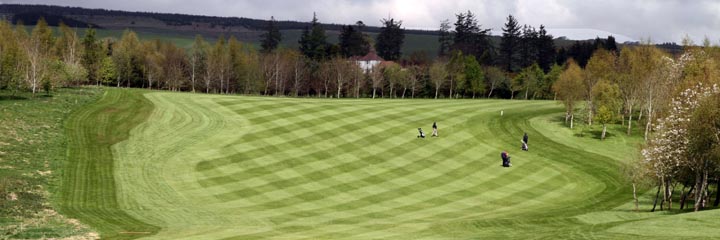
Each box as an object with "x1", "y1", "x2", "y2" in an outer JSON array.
[{"x1": 354, "y1": 51, "x2": 384, "y2": 62}]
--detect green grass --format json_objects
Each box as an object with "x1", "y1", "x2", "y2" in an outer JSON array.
[
  {"x1": 58, "y1": 88, "x2": 720, "y2": 239},
  {"x1": 0, "y1": 88, "x2": 100, "y2": 239},
  {"x1": 60, "y1": 89, "x2": 161, "y2": 239}
]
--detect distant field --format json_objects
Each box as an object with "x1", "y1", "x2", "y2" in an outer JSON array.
[
  {"x1": 77, "y1": 27, "x2": 441, "y2": 57},
  {"x1": 54, "y1": 88, "x2": 720, "y2": 239}
]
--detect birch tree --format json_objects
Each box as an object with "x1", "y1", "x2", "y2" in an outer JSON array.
[{"x1": 430, "y1": 60, "x2": 448, "y2": 99}]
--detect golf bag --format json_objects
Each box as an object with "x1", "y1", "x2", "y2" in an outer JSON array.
[
  {"x1": 417, "y1": 128, "x2": 426, "y2": 138},
  {"x1": 501, "y1": 152, "x2": 511, "y2": 167},
  {"x1": 521, "y1": 141, "x2": 528, "y2": 151}
]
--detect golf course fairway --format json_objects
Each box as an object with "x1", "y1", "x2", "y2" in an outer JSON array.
[{"x1": 59, "y1": 88, "x2": 718, "y2": 239}]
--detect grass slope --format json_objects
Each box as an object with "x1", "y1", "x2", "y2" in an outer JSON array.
[
  {"x1": 0, "y1": 88, "x2": 99, "y2": 239},
  {"x1": 61, "y1": 89, "x2": 160, "y2": 239},
  {"x1": 62, "y1": 88, "x2": 700, "y2": 239}
]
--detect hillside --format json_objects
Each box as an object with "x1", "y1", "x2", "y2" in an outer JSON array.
[{"x1": 0, "y1": 4, "x2": 593, "y2": 58}]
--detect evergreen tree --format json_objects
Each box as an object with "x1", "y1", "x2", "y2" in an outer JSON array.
[
  {"x1": 500, "y1": 15, "x2": 521, "y2": 72},
  {"x1": 260, "y1": 16, "x2": 282, "y2": 53},
  {"x1": 536, "y1": 25, "x2": 556, "y2": 72},
  {"x1": 593, "y1": 37, "x2": 604, "y2": 50},
  {"x1": 376, "y1": 18, "x2": 405, "y2": 61},
  {"x1": 556, "y1": 47, "x2": 568, "y2": 65},
  {"x1": 605, "y1": 35, "x2": 618, "y2": 53},
  {"x1": 568, "y1": 41, "x2": 595, "y2": 68},
  {"x1": 299, "y1": 13, "x2": 328, "y2": 61},
  {"x1": 452, "y1": 11, "x2": 492, "y2": 62},
  {"x1": 519, "y1": 25, "x2": 538, "y2": 68},
  {"x1": 438, "y1": 19, "x2": 452, "y2": 57},
  {"x1": 339, "y1": 21, "x2": 370, "y2": 57}
]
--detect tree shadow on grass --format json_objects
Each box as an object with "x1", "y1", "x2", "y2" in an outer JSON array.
[
  {"x1": 0, "y1": 94, "x2": 29, "y2": 100},
  {"x1": 588, "y1": 130, "x2": 614, "y2": 140}
]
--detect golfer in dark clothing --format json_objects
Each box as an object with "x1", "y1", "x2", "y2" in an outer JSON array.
[
  {"x1": 523, "y1": 133, "x2": 528, "y2": 144},
  {"x1": 501, "y1": 151, "x2": 511, "y2": 167},
  {"x1": 432, "y1": 122, "x2": 438, "y2": 137}
]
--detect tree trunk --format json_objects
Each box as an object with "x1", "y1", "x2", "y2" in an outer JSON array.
[
  {"x1": 372, "y1": 88, "x2": 377, "y2": 99},
  {"x1": 633, "y1": 183, "x2": 639, "y2": 211},
  {"x1": 666, "y1": 177, "x2": 673, "y2": 210},
  {"x1": 714, "y1": 179, "x2": 720, "y2": 207},
  {"x1": 681, "y1": 184, "x2": 694, "y2": 210},
  {"x1": 401, "y1": 87, "x2": 407, "y2": 99},
  {"x1": 651, "y1": 183, "x2": 661, "y2": 212},
  {"x1": 449, "y1": 78, "x2": 453, "y2": 99},
  {"x1": 644, "y1": 107, "x2": 653, "y2": 141},
  {"x1": 570, "y1": 114, "x2": 574, "y2": 129},
  {"x1": 627, "y1": 105, "x2": 633, "y2": 135},
  {"x1": 191, "y1": 63, "x2": 196, "y2": 93},
  {"x1": 435, "y1": 87, "x2": 439, "y2": 99},
  {"x1": 601, "y1": 124, "x2": 607, "y2": 140},
  {"x1": 488, "y1": 83, "x2": 495, "y2": 98},
  {"x1": 695, "y1": 169, "x2": 708, "y2": 212},
  {"x1": 587, "y1": 101, "x2": 593, "y2": 125}
]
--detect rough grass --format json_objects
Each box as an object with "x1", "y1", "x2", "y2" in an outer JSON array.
[
  {"x1": 0, "y1": 88, "x2": 100, "y2": 239},
  {"x1": 59, "y1": 88, "x2": 720, "y2": 239}
]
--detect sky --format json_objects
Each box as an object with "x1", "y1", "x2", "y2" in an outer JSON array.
[{"x1": 3, "y1": 0, "x2": 720, "y2": 43}]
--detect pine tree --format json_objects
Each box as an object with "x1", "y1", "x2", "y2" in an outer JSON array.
[
  {"x1": 339, "y1": 21, "x2": 370, "y2": 57},
  {"x1": 451, "y1": 11, "x2": 492, "y2": 62},
  {"x1": 260, "y1": 16, "x2": 282, "y2": 53},
  {"x1": 438, "y1": 19, "x2": 452, "y2": 57},
  {"x1": 298, "y1": 13, "x2": 328, "y2": 61},
  {"x1": 536, "y1": 25, "x2": 556, "y2": 72},
  {"x1": 376, "y1": 18, "x2": 405, "y2": 61},
  {"x1": 500, "y1": 15, "x2": 521, "y2": 72},
  {"x1": 519, "y1": 25, "x2": 538, "y2": 68},
  {"x1": 605, "y1": 35, "x2": 618, "y2": 53}
]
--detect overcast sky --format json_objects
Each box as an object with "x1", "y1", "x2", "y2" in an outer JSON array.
[{"x1": 3, "y1": 0, "x2": 719, "y2": 43}]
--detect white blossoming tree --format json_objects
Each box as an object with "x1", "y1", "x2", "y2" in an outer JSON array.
[{"x1": 642, "y1": 83, "x2": 719, "y2": 211}]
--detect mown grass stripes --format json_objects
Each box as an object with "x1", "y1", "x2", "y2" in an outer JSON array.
[
  {"x1": 61, "y1": 89, "x2": 160, "y2": 239},
  {"x1": 63, "y1": 89, "x2": 665, "y2": 239}
]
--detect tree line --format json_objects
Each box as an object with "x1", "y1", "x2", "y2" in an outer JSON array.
[
  {"x1": 551, "y1": 36, "x2": 720, "y2": 212},
  {"x1": 0, "y1": 12, "x2": 584, "y2": 100},
  {"x1": 0, "y1": 4, "x2": 438, "y2": 35}
]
